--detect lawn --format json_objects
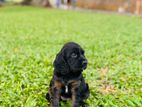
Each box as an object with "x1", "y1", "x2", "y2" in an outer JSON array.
[{"x1": 0, "y1": 6, "x2": 142, "y2": 107}]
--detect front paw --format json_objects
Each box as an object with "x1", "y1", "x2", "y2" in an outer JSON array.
[
  {"x1": 82, "y1": 104, "x2": 87, "y2": 107},
  {"x1": 46, "y1": 93, "x2": 50, "y2": 101},
  {"x1": 81, "y1": 102, "x2": 87, "y2": 107}
]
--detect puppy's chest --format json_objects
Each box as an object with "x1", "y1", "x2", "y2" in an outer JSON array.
[
  {"x1": 62, "y1": 84, "x2": 71, "y2": 94},
  {"x1": 60, "y1": 83, "x2": 72, "y2": 100},
  {"x1": 61, "y1": 80, "x2": 72, "y2": 94},
  {"x1": 60, "y1": 80, "x2": 81, "y2": 94}
]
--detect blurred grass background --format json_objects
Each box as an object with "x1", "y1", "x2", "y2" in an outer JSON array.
[{"x1": 0, "y1": 6, "x2": 142, "y2": 107}]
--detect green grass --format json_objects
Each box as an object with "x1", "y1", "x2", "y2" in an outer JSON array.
[{"x1": 0, "y1": 6, "x2": 142, "y2": 107}]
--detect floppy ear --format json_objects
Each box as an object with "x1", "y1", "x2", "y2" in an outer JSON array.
[{"x1": 53, "y1": 50, "x2": 69, "y2": 75}]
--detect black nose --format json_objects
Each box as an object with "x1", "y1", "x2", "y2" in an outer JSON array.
[{"x1": 82, "y1": 60, "x2": 88, "y2": 66}]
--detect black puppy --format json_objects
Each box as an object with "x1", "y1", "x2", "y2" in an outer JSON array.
[{"x1": 46, "y1": 42, "x2": 89, "y2": 107}]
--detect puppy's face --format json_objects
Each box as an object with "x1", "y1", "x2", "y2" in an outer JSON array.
[
  {"x1": 54, "y1": 42, "x2": 88, "y2": 75},
  {"x1": 64, "y1": 44, "x2": 87, "y2": 72}
]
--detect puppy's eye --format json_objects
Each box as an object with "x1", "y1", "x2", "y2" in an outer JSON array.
[{"x1": 71, "y1": 53, "x2": 77, "y2": 58}]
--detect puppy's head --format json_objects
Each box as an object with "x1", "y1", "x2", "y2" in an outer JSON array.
[{"x1": 54, "y1": 42, "x2": 88, "y2": 75}]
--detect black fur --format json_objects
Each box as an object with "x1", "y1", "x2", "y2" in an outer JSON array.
[{"x1": 46, "y1": 42, "x2": 90, "y2": 107}]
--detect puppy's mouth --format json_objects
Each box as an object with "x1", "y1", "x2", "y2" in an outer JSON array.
[
  {"x1": 81, "y1": 60, "x2": 88, "y2": 70},
  {"x1": 82, "y1": 65, "x2": 87, "y2": 70}
]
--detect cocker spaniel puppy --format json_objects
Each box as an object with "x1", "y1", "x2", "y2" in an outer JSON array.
[{"x1": 46, "y1": 42, "x2": 90, "y2": 107}]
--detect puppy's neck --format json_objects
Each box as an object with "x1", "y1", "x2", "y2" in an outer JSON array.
[{"x1": 54, "y1": 70, "x2": 82, "y2": 80}]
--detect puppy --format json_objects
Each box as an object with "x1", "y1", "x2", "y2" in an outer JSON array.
[{"x1": 46, "y1": 42, "x2": 90, "y2": 107}]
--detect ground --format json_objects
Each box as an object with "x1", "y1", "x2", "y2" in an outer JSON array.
[{"x1": 0, "y1": 6, "x2": 142, "y2": 107}]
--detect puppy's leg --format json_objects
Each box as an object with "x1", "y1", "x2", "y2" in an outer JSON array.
[
  {"x1": 80, "y1": 101, "x2": 87, "y2": 107},
  {"x1": 71, "y1": 88, "x2": 89, "y2": 107},
  {"x1": 71, "y1": 89, "x2": 81, "y2": 107},
  {"x1": 48, "y1": 81, "x2": 62, "y2": 107},
  {"x1": 48, "y1": 87, "x2": 61, "y2": 107},
  {"x1": 71, "y1": 81, "x2": 81, "y2": 107},
  {"x1": 51, "y1": 89, "x2": 60, "y2": 107}
]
